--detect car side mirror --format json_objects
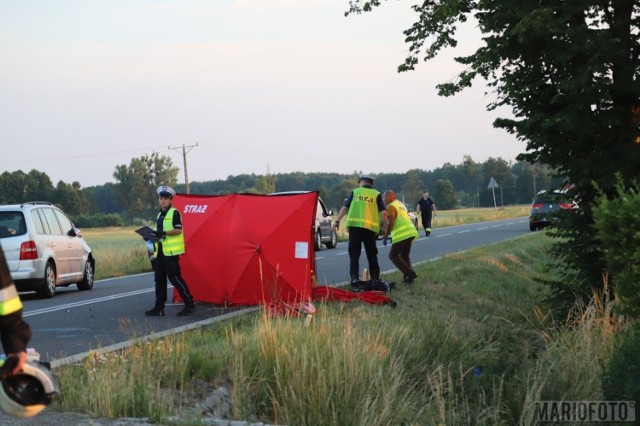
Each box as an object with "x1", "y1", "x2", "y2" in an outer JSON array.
[{"x1": 69, "y1": 227, "x2": 82, "y2": 237}]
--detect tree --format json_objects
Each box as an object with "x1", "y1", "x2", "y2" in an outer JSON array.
[
  {"x1": 402, "y1": 169, "x2": 425, "y2": 207},
  {"x1": 434, "y1": 178, "x2": 458, "y2": 210},
  {"x1": 462, "y1": 155, "x2": 481, "y2": 207},
  {"x1": 54, "y1": 181, "x2": 90, "y2": 217},
  {"x1": 254, "y1": 173, "x2": 277, "y2": 194},
  {"x1": 0, "y1": 170, "x2": 54, "y2": 204},
  {"x1": 113, "y1": 153, "x2": 180, "y2": 220},
  {"x1": 347, "y1": 0, "x2": 640, "y2": 314}
]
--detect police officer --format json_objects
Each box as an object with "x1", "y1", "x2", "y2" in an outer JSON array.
[
  {"x1": 145, "y1": 185, "x2": 196, "y2": 317},
  {"x1": 335, "y1": 175, "x2": 387, "y2": 282}
]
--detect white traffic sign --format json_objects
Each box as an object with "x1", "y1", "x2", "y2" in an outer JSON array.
[{"x1": 487, "y1": 177, "x2": 499, "y2": 189}]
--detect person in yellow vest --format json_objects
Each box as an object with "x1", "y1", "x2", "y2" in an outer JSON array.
[
  {"x1": 145, "y1": 185, "x2": 196, "y2": 317},
  {"x1": 382, "y1": 190, "x2": 419, "y2": 284},
  {"x1": 0, "y1": 246, "x2": 31, "y2": 376},
  {"x1": 334, "y1": 175, "x2": 387, "y2": 283}
]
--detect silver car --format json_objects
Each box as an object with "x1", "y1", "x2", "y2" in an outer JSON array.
[
  {"x1": 0, "y1": 202, "x2": 95, "y2": 298},
  {"x1": 268, "y1": 191, "x2": 338, "y2": 251}
]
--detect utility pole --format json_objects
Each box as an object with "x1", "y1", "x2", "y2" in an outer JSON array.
[{"x1": 168, "y1": 142, "x2": 198, "y2": 194}]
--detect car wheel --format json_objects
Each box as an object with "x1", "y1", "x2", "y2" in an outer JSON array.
[
  {"x1": 314, "y1": 230, "x2": 322, "y2": 251},
  {"x1": 77, "y1": 260, "x2": 94, "y2": 291},
  {"x1": 529, "y1": 223, "x2": 536, "y2": 232},
  {"x1": 326, "y1": 229, "x2": 337, "y2": 249},
  {"x1": 37, "y1": 262, "x2": 56, "y2": 298}
]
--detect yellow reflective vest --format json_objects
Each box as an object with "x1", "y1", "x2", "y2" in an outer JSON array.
[
  {"x1": 388, "y1": 200, "x2": 419, "y2": 243},
  {"x1": 0, "y1": 246, "x2": 31, "y2": 354},
  {"x1": 154, "y1": 207, "x2": 186, "y2": 257},
  {"x1": 346, "y1": 187, "x2": 381, "y2": 232},
  {"x1": 0, "y1": 285, "x2": 22, "y2": 316}
]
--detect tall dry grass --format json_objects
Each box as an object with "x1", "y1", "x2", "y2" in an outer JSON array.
[{"x1": 53, "y1": 232, "x2": 627, "y2": 425}]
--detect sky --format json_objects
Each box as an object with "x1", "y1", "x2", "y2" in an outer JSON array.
[{"x1": 0, "y1": 0, "x2": 526, "y2": 188}]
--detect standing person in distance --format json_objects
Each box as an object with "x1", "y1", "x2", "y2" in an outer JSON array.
[
  {"x1": 145, "y1": 185, "x2": 196, "y2": 317},
  {"x1": 334, "y1": 175, "x2": 387, "y2": 283},
  {"x1": 382, "y1": 190, "x2": 419, "y2": 283},
  {"x1": 416, "y1": 191, "x2": 437, "y2": 237}
]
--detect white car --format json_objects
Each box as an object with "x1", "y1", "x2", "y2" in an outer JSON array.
[{"x1": 0, "y1": 202, "x2": 95, "y2": 298}]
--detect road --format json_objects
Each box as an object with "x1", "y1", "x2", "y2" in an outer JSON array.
[{"x1": 20, "y1": 217, "x2": 529, "y2": 365}]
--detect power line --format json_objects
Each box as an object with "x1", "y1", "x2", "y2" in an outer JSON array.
[{"x1": 168, "y1": 142, "x2": 198, "y2": 194}]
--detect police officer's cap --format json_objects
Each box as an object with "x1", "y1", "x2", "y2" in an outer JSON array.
[
  {"x1": 358, "y1": 175, "x2": 374, "y2": 184},
  {"x1": 157, "y1": 185, "x2": 176, "y2": 198}
]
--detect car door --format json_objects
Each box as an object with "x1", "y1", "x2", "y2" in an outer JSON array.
[
  {"x1": 38, "y1": 207, "x2": 70, "y2": 281},
  {"x1": 317, "y1": 198, "x2": 333, "y2": 241},
  {"x1": 53, "y1": 208, "x2": 84, "y2": 282}
]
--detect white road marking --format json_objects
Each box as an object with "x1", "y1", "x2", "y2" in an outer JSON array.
[{"x1": 23, "y1": 287, "x2": 163, "y2": 317}]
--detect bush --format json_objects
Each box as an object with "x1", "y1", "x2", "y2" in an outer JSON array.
[
  {"x1": 603, "y1": 324, "x2": 640, "y2": 403},
  {"x1": 74, "y1": 213, "x2": 125, "y2": 228},
  {"x1": 593, "y1": 179, "x2": 640, "y2": 318}
]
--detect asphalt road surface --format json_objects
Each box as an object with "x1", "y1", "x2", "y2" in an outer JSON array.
[{"x1": 20, "y1": 217, "x2": 529, "y2": 365}]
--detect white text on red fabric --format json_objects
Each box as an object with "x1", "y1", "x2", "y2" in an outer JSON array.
[{"x1": 183, "y1": 205, "x2": 208, "y2": 213}]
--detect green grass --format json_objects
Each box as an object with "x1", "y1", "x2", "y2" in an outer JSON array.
[
  {"x1": 82, "y1": 227, "x2": 153, "y2": 280},
  {"x1": 51, "y1": 232, "x2": 626, "y2": 424}
]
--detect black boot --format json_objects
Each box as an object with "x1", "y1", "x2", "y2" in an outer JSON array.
[
  {"x1": 402, "y1": 271, "x2": 418, "y2": 284},
  {"x1": 177, "y1": 303, "x2": 196, "y2": 316},
  {"x1": 145, "y1": 307, "x2": 165, "y2": 317}
]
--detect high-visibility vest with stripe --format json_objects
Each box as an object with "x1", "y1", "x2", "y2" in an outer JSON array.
[
  {"x1": 0, "y1": 286, "x2": 22, "y2": 316},
  {"x1": 154, "y1": 207, "x2": 186, "y2": 256},
  {"x1": 346, "y1": 187, "x2": 381, "y2": 232},
  {"x1": 389, "y1": 200, "x2": 419, "y2": 243}
]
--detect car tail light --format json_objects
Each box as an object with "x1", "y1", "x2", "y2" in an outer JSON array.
[
  {"x1": 20, "y1": 241, "x2": 38, "y2": 260},
  {"x1": 559, "y1": 203, "x2": 573, "y2": 209},
  {"x1": 531, "y1": 203, "x2": 543, "y2": 210}
]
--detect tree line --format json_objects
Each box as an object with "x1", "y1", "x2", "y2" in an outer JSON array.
[{"x1": 1, "y1": 153, "x2": 566, "y2": 227}]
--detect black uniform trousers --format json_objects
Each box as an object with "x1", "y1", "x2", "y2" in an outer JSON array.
[
  {"x1": 153, "y1": 251, "x2": 194, "y2": 310},
  {"x1": 421, "y1": 211, "x2": 433, "y2": 234},
  {"x1": 348, "y1": 226, "x2": 380, "y2": 281}
]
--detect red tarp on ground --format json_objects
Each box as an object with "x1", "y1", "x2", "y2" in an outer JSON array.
[
  {"x1": 311, "y1": 286, "x2": 394, "y2": 306},
  {"x1": 171, "y1": 192, "x2": 318, "y2": 306}
]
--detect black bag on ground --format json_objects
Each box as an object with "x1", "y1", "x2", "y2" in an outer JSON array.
[{"x1": 350, "y1": 279, "x2": 395, "y2": 293}]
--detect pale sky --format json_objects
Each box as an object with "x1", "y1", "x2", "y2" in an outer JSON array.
[{"x1": 0, "y1": 0, "x2": 525, "y2": 188}]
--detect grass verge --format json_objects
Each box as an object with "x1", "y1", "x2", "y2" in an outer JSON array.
[{"x1": 53, "y1": 232, "x2": 626, "y2": 424}]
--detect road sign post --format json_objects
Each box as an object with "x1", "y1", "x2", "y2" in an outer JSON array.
[{"x1": 487, "y1": 177, "x2": 499, "y2": 215}]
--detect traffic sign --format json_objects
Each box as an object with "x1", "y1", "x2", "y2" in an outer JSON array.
[{"x1": 487, "y1": 177, "x2": 499, "y2": 189}]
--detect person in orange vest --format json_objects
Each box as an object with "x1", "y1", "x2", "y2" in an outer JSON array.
[
  {"x1": 383, "y1": 190, "x2": 419, "y2": 284},
  {"x1": 145, "y1": 185, "x2": 196, "y2": 317},
  {"x1": 335, "y1": 175, "x2": 387, "y2": 283}
]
